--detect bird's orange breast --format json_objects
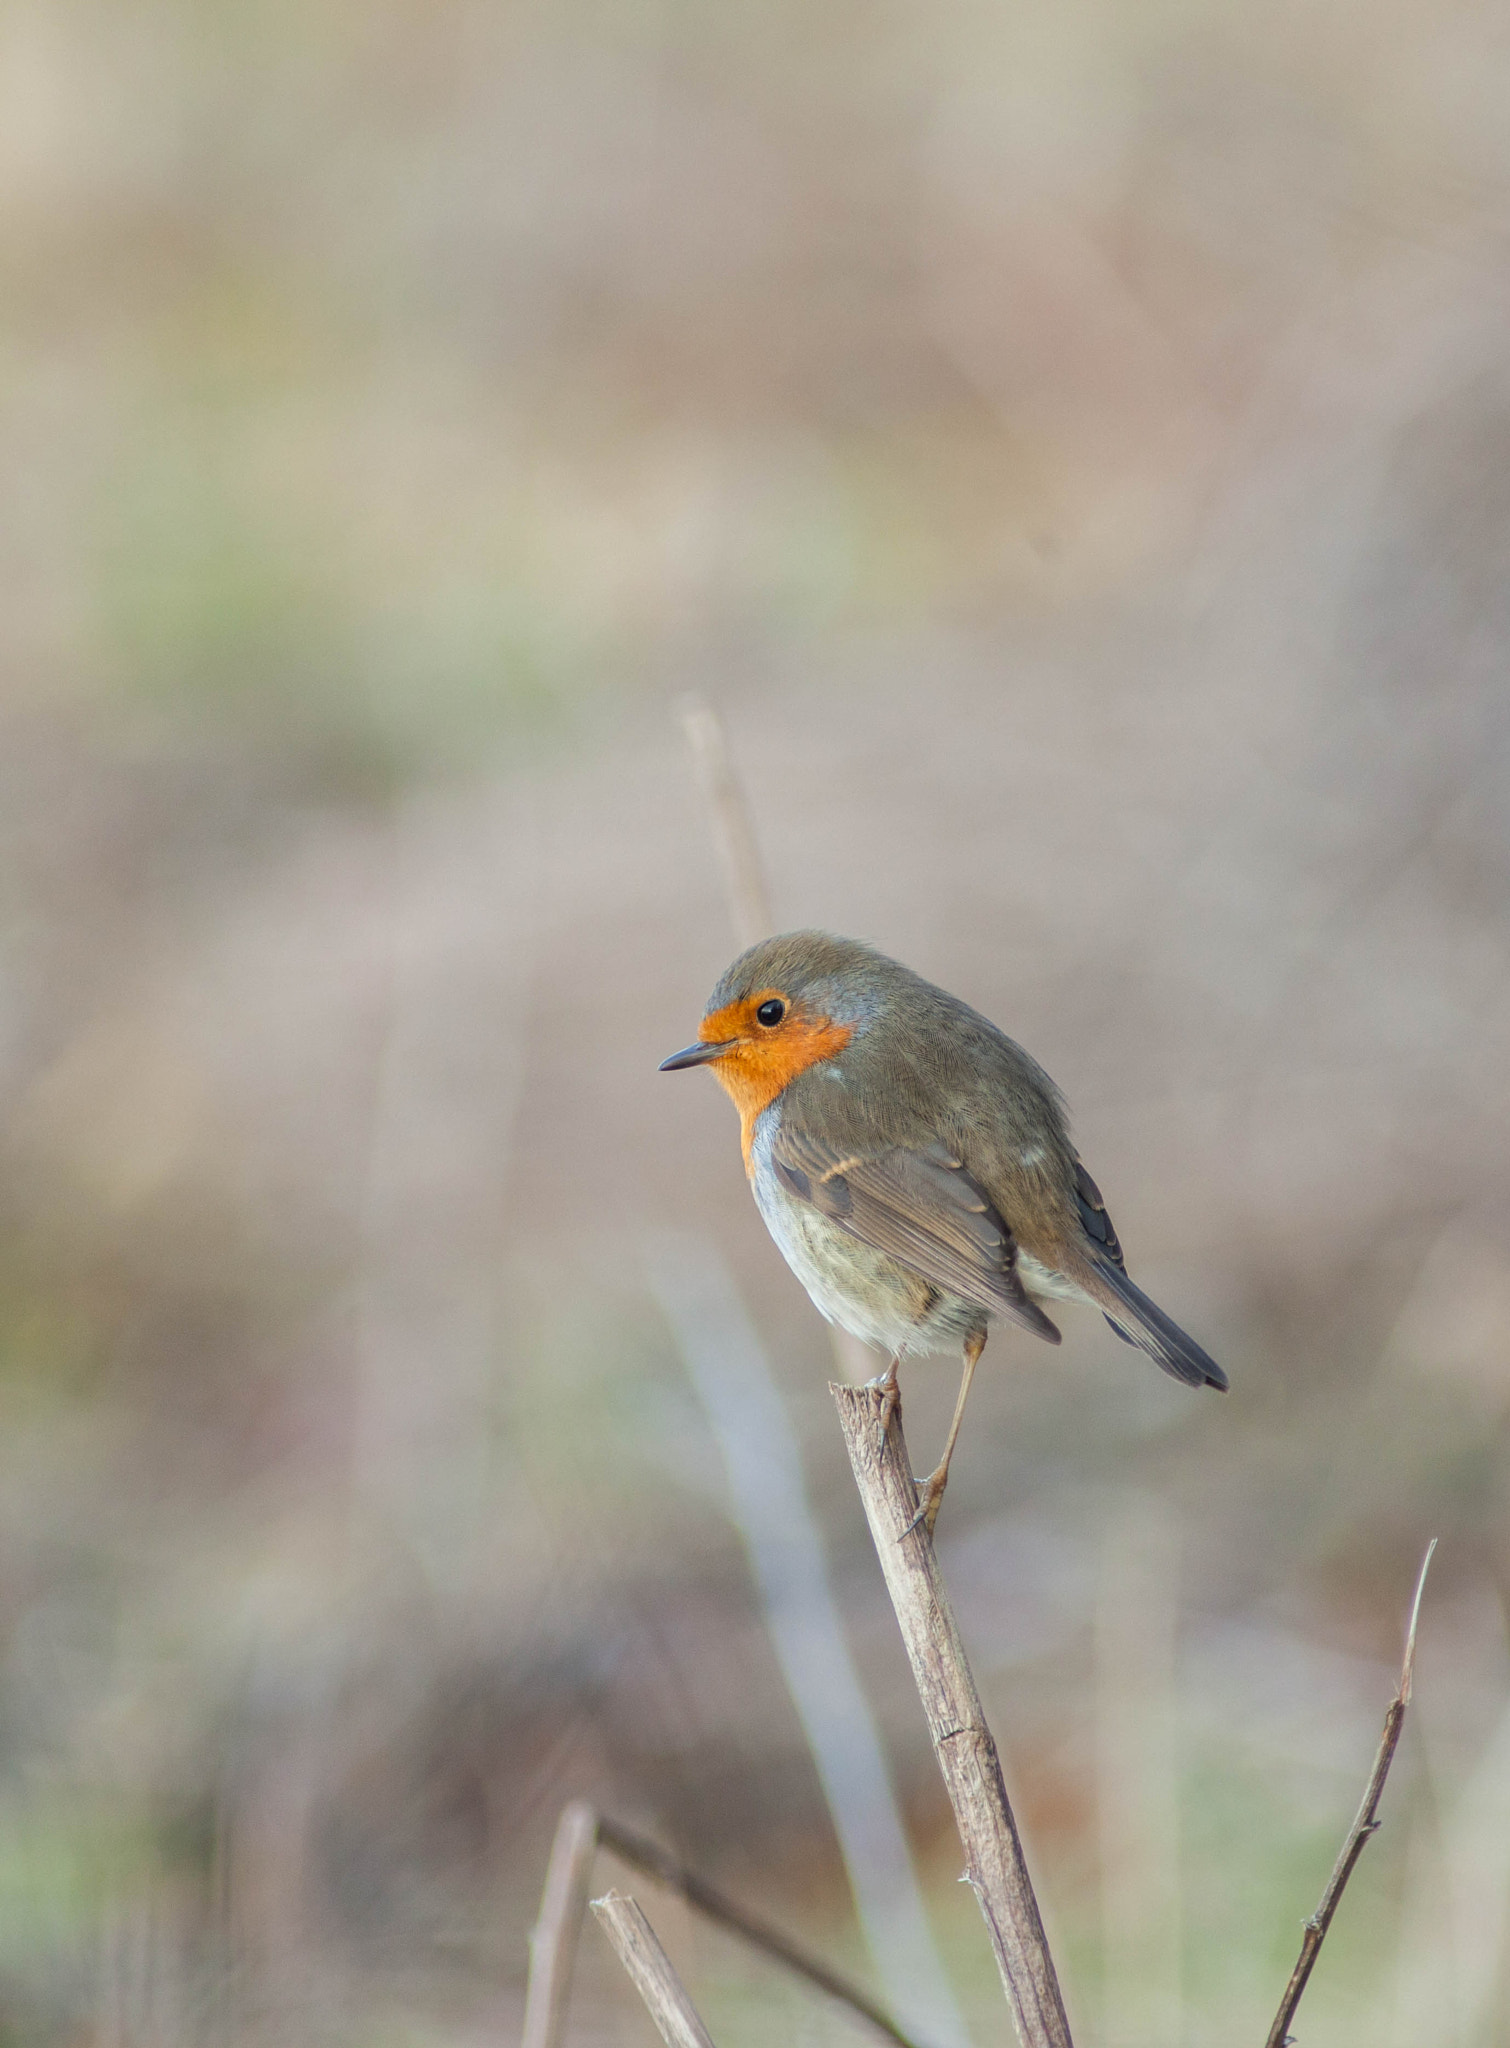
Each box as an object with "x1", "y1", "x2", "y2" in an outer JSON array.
[{"x1": 698, "y1": 1000, "x2": 854, "y2": 1174}]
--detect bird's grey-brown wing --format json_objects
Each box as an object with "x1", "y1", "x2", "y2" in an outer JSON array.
[
  {"x1": 1072, "y1": 1157, "x2": 1125, "y2": 1270},
  {"x1": 771, "y1": 1126, "x2": 1060, "y2": 1343},
  {"x1": 1069, "y1": 1154, "x2": 1139, "y2": 1349}
]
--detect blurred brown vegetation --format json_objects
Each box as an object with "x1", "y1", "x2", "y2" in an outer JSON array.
[{"x1": 1, "y1": 0, "x2": 1509, "y2": 2042}]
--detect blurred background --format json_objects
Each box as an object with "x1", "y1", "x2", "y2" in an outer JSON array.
[{"x1": 2, "y1": 0, "x2": 1509, "y2": 2042}]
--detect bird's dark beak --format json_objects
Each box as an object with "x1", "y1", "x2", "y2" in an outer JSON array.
[{"x1": 658, "y1": 1038, "x2": 737, "y2": 1071}]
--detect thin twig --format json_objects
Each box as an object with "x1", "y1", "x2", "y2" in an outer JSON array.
[
  {"x1": 832, "y1": 1382, "x2": 1075, "y2": 2048},
  {"x1": 1263, "y1": 1539, "x2": 1437, "y2": 2048},
  {"x1": 518, "y1": 1801, "x2": 936, "y2": 2048},
  {"x1": 597, "y1": 1813, "x2": 934, "y2": 2048},
  {"x1": 678, "y1": 695, "x2": 775, "y2": 948},
  {"x1": 590, "y1": 1891, "x2": 718, "y2": 2048},
  {"x1": 521, "y1": 1800, "x2": 599, "y2": 2048}
]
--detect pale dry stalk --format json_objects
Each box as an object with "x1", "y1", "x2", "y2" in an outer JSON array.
[
  {"x1": 590, "y1": 1891, "x2": 718, "y2": 2048},
  {"x1": 678, "y1": 696, "x2": 774, "y2": 949},
  {"x1": 521, "y1": 1799, "x2": 599, "y2": 2048},
  {"x1": 832, "y1": 1382, "x2": 1074, "y2": 2048}
]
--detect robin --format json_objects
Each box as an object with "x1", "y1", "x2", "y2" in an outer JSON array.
[{"x1": 660, "y1": 931, "x2": 1226, "y2": 1531}]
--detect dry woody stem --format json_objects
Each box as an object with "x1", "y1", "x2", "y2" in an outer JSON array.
[
  {"x1": 590, "y1": 1891, "x2": 718, "y2": 2048},
  {"x1": 521, "y1": 1800, "x2": 932, "y2": 2048},
  {"x1": 832, "y1": 1380, "x2": 1075, "y2": 2048},
  {"x1": 1263, "y1": 1539, "x2": 1437, "y2": 2048},
  {"x1": 521, "y1": 1799, "x2": 598, "y2": 2048},
  {"x1": 679, "y1": 695, "x2": 775, "y2": 949}
]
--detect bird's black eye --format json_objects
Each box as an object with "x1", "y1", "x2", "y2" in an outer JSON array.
[{"x1": 755, "y1": 998, "x2": 786, "y2": 1028}]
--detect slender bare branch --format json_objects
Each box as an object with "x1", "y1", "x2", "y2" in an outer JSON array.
[
  {"x1": 521, "y1": 1799, "x2": 599, "y2": 2048},
  {"x1": 596, "y1": 1813, "x2": 934, "y2": 2048},
  {"x1": 591, "y1": 1891, "x2": 718, "y2": 2048},
  {"x1": 678, "y1": 695, "x2": 775, "y2": 948},
  {"x1": 1264, "y1": 1539, "x2": 1437, "y2": 2048},
  {"x1": 832, "y1": 1382, "x2": 1075, "y2": 2048}
]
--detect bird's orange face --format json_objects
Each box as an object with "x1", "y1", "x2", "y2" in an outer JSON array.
[{"x1": 660, "y1": 988, "x2": 853, "y2": 1171}]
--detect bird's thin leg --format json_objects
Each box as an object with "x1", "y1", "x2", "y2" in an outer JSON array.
[
  {"x1": 904, "y1": 1329, "x2": 987, "y2": 1537},
  {"x1": 864, "y1": 1354, "x2": 902, "y2": 1444}
]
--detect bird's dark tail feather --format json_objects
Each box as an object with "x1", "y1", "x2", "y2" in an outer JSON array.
[{"x1": 1093, "y1": 1261, "x2": 1228, "y2": 1391}]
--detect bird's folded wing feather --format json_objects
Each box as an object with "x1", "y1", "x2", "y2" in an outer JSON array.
[
  {"x1": 1073, "y1": 1156, "x2": 1125, "y2": 1269},
  {"x1": 770, "y1": 1127, "x2": 1060, "y2": 1342}
]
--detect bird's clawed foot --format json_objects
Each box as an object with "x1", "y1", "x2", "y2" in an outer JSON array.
[
  {"x1": 864, "y1": 1358, "x2": 901, "y2": 1445},
  {"x1": 897, "y1": 1330, "x2": 983, "y2": 1540},
  {"x1": 901, "y1": 1463, "x2": 948, "y2": 1539}
]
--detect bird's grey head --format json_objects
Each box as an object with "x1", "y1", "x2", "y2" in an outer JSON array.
[{"x1": 704, "y1": 930, "x2": 899, "y2": 1033}]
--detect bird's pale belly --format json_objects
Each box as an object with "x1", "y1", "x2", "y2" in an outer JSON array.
[{"x1": 750, "y1": 1150, "x2": 984, "y2": 1358}]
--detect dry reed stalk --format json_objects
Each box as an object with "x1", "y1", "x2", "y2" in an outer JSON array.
[
  {"x1": 832, "y1": 1382, "x2": 1074, "y2": 2048},
  {"x1": 1264, "y1": 1540, "x2": 1436, "y2": 2048},
  {"x1": 679, "y1": 697, "x2": 774, "y2": 948},
  {"x1": 521, "y1": 1799, "x2": 599, "y2": 2048},
  {"x1": 590, "y1": 1891, "x2": 718, "y2": 2048}
]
